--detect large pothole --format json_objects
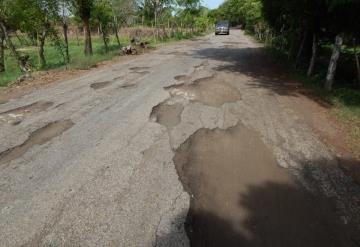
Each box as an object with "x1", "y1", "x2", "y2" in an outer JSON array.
[
  {"x1": 166, "y1": 75, "x2": 241, "y2": 107},
  {"x1": 173, "y1": 123, "x2": 353, "y2": 246},
  {"x1": 0, "y1": 120, "x2": 74, "y2": 165},
  {"x1": 0, "y1": 101, "x2": 54, "y2": 125},
  {"x1": 150, "y1": 102, "x2": 184, "y2": 130},
  {"x1": 0, "y1": 101, "x2": 54, "y2": 115}
]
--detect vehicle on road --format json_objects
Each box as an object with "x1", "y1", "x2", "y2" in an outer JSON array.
[{"x1": 215, "y1": 20, "x2": 230, "y2": 35}]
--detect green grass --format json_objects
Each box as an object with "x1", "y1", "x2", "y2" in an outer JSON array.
[
  {"x1": 0, "y1": 30, "x2": 206, "y2": 87},
  {"x1": 0, "y1": 36, "x2": 129, "y2": 86}
]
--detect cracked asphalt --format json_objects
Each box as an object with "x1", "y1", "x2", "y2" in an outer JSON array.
[{"x1": 0, "y1": 30, "x2": 359, "y2": 246}]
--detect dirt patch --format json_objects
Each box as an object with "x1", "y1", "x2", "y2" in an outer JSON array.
[
  {"x1": 174, "y1": 75, "x2": 191, "y2": 81},
  {"x1": 174, "y1": 123, "x2": 353, "y2": 246},
  {"x1": 166, "y1": 75, "x2": 241, "y2": 107},
  {"x1": 90, "y1": 81, "x2": 113, "y2": 90},
  {"x1": 150, "y1": 102, "x2": 184, "y2": 129},
  {"x1": 0, "y1": 99, "x2": 8, "y2": 105},
  {"x1": 0, "y1": 120, "x2": 74, "y2": 165},
  {"x1": 0, "y1": 101, "x2": 53, "y2": 115}
]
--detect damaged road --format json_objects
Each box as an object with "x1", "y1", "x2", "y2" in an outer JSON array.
[{"x1": 0, "y1": 30, "x2": 359, "y2": 246}]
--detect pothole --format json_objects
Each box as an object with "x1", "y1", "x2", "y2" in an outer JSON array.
[
  {"x1": 173, "y1": 123, "x2": 349, "y2": 246},
  {"x1": 173, "y1": 123, "x2": 283, "y2": 246},
  {"x1": 129, "y1": 67, "x2": 151, "y2": 72},
  {"x1": 150, "y1": 102, "x2": 184, "y2": 129},
  {"x1": 0, "y1": 101, "x2": 54, "y2": 115},
  {"x1": 90, "y1": 81, "x2": 113, "y2": 90},
  {"x1": 113, "y1": 75, "x2": 125, "y2": 81},
  {"x1": 166, "y1": 75, "x2": 241, "y2": 107},
  {"x1": 119, "y1": 83, "x2": 137, "y2": 89},
  {"x1": 174, "y1": 75, "x2": 191, "y2": 81},
  {"x1": 0, "y1": 120, "x2": 74, "y2": 165},
  {"x1": 222, "y1": 41, "x2": 242, "y2": 45}
]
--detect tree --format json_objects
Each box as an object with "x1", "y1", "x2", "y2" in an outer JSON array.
[
  {"x1": 92, "y1": 0, "x2": 113, "y2": 52},
  {"x1": 58, "y1": 0, "x2": 71, "y2": 63},
  {"x1": 0, "y1": 22, "x2": 4, "y2": 72},
  {"x1": 73, "y1": 0, "x2": 94, "y2": 56},
  {"x1": 0, "y1": 0, "x2": 31, "y2": 73}
]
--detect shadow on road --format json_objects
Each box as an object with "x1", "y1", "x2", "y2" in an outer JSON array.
[
  {"x1": 194, "y1": 47, "x2": 332, "y2": 108},
  {"x1": 157, "y1": 179, "x2": 359, "y2": 247}
]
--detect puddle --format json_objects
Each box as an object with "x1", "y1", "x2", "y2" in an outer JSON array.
[
  {"x1": 166, "y1": 75, "x2": 241, "y2": 107},
  {"x1": 90, "y1": 81, "x2": 113, "y2": 90},
  {"x1": 0, "y1": 101, "x2": 54, "y2": 115},
  {"x1": 0, "y1": 120, "x2": 74, "y2": 165},
  {"x1": 150, "y1": 102, "x2": 184, "y2": 129},
  {"x1": 173, "y1": 124, "x2": 285, "y2": 246}
]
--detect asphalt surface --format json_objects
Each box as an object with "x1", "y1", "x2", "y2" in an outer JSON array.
[{"x1": 0, "y1": 30, "x2": 359, "y2": 246}]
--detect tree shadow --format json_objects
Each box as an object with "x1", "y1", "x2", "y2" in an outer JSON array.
[
  {"x1": 156, "y1": 158, "x2": 360, "y2": 247},
  {"x1": 194, "y1": 47, "x2": 334, "y2": 108}
]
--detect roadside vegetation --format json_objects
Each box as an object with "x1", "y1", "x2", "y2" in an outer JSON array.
[
  {"x1": 211, "y1": 0, "x2": 360, "y2": 156},
  {"x1": 0, "y1": 0, "x2": 214, "y2": 86}
]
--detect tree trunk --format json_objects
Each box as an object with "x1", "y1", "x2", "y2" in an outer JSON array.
[
  {"x1": 354, "y1": 39, "x2": 360, "y2": 84},
  {"x1": 100, "y1": 23, "x2": 108, "y2": 53},
  {"x1": 307, "y1": 33, "x2": 318, "y2": 77},
  {"x1": 0, "y1": 32, "x2": 5, "y2": 72},
  {"x1": 325, "y1": 34, "x2": 343, "y2": 91},
  {"x1": 288, "y1": 34, "x2": 297, "y2": 60},
  {"x1": 75, "y1": 28, "x2": 80, "y2": 46},
  {"x1": 63, "y1": 23, "x2": 70, "y2": 63},
  {"x1": 83, "y1": 16, "x2": 93, "y2": 56},
  {"x1": 113, "y1": 16, "x2": 121, "y2": 47},
  {"x1": 0, "y1": 21, "x2": 30, "y2": 74},
  {"x1": 295, "y1": 30, "x2": 308, "y2": 68},
  {"x1": 38, "y1": 30, "x2": 46, "y2": 68}
]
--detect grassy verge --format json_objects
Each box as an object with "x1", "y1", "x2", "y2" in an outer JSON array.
[
  {"x1": 0, "y1": 30, "x2": 206, "y2": 87},
  {"x1": 265, "y1": 46, "x2": 360, "y2": 157}
]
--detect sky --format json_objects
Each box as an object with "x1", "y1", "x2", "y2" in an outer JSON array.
[{"x1": 203, "y1": 0, "x2": 224, "y2": 9}]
